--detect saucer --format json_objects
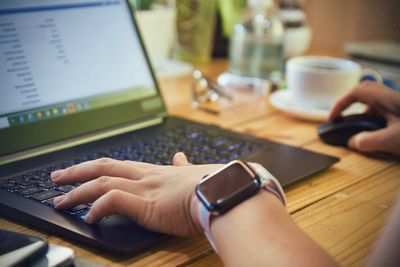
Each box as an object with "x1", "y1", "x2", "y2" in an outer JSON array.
[{"x1": 269, "y1": 90, "x2": 366, "y2": 122}]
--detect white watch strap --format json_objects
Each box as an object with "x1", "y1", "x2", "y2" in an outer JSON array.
[
  {"x1": 248, "y1": 162, "x2": 286, "y2": 206},
  {"x1": 193, "y1": 162, "x2": 286, "y2": 253},
  {"x1": 191, "y1": 196, "x2": 218, "y2": 252}
]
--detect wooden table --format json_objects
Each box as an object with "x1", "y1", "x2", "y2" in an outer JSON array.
[{"x1": 1, "y1": 59, "x2": 399, "y2": 267}]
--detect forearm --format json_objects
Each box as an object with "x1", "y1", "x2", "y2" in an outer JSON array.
[{"x1": 210, "y1": 191, "x2": 338, "y2": 267}]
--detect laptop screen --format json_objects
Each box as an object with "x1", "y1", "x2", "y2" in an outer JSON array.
[{"x1": 0, "y1": 0, "x2": 165, "y2": 157}]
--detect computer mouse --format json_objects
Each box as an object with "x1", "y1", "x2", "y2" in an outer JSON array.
[{"x1": 318, "y1": 114, "x2": 387, "y2": 146}]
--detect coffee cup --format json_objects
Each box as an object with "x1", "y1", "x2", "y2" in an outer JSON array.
[{"x1": 286, "y1": 56, "x2": 382, "y2": 110}]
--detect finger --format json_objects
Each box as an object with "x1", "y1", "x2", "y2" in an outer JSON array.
[
  {"x1": 348, "y1": 126, "x2": 399, "y2": 154},
  {"x1": 54, "y1": 176, "x2": 142, "y2": 209},
  {"x1": 329, "y1": 81, "x2": 400, "y2": 120},
  {"x1": 124, "y1": 160, "x2": 156, "y2": 169},
  {"x1": 172, "y1": 152, "x2": 191, "y2": 166},
  {"x1": 84, "y1": 189, "x2": 147, "y2": 225},
  {"x1": 51, "y1": 158, "x2": 146, "y2": 184},
  {"x1": 329, "y1": 91, "x2": 358, "y2": 121}
]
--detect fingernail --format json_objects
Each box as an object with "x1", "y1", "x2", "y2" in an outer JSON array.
[
  {"x1": 175, "y1": 152, "x2": 184, "y2": 159},
  {"x1": 53, "y1": 195, "x2": 65, "y2": 207},
  {"x1": 84, "y1": 213, "x2": 94, "y2": 224},
  {"x1": 51, "y1": 170, "x2": 64, "y2": 180}
]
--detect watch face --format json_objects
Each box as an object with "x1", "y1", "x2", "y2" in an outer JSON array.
[{"x1": 196, "y1": 161, "x2": 260, "y2": 212}]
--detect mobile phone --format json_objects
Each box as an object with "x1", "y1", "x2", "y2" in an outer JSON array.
[
  {"x1": 42, "y1": 244, "x2": 75, "y2": 267},
  {"x1": 0, "y1": 229, "x2": 75, "y2": 267},
  {"x1": 0, "y1": 229, "x2": 48, "y2": 267}
]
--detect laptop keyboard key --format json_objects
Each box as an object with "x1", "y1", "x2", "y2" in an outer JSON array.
[
  {"x1": 35, "y1": 180, "x2": 55, "y2": 189},
  {"x1": 30, "y1": 190, "x2": 62, "y2": 201},
  {"x1": 13, "y1": 177, "x2": 34, "y2": 186},
  {"x1": 43, "y1": 197, "x2": 56, "y2": 207},
  {"x1": 65, "y1": 204, "x2": 89, "y2": 214},
  {"x1": 1, "y1": 183, "x2": 23, "y2": 192},
  {"x1": 55, "y1": 185, "x2": 75, "y2": 193},
  {"x1": 16, "y1": 187, "x2": 43, "y2": 196}
]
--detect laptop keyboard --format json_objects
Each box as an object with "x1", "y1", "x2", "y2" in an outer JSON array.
[{"x1": 1, "y1": 125, "x2": 263, "y2": 218}]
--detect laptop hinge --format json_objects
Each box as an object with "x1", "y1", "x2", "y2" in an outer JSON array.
[{"x1": 0, "y1": 116, "x2": 163, "y2": 166}]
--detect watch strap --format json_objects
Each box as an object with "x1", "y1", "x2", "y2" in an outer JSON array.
[
  {"x1": 193, "y1": 162, "x2": 286, "y2": 253},
  {"x1": 191, "y1": 196, "x2": 218, "y2": 252},
  {"x1": 248, "y1": 162, "x2": 286, "y2": 206}
]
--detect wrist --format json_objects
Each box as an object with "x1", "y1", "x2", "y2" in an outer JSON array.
[
  {"x1": 194, "y1": 189, "x2": 286, "y2": 254},
  {"x1": 210, "y1": 190, "x2": 289, "y2": 265},
  {"x1": 192, "y1": 161, "x2": 286, "y2": 251},
  {"x1": 212, "y1": 189, "x2": 284, "y2": 231}
]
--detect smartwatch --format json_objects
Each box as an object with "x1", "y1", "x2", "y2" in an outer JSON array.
[{"x1": 192, "y1": 160, "x2": 285, "y2": 251}]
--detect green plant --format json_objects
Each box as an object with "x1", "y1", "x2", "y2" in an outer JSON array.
[
  {"x1": 218, "y1": 0, "x2": 246, "y2": 36},
  {"x1": 130, "y1": 0, "x2": 154, "y2": 10}
]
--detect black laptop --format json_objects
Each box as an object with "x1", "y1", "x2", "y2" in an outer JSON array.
[{"x1": 0, "y1": 0, "x2": 339, "y2": 254}]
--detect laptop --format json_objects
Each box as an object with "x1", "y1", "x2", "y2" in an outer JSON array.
[{"x1": 0, "y1": 0, "x2": 339, "y2": 254}]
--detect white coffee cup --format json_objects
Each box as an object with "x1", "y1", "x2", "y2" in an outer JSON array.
[{"x1": 286, "y1": 56, "x2": 382, "y2": 110}]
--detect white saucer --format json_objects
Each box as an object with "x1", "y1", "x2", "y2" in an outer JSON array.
[{"x1": 269, "y1": 90, "x2": 366, "y2": 122}]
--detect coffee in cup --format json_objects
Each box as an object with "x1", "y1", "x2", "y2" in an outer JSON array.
[{"x1": 286, "y1": 56, "x2": 381, "y2": 110}]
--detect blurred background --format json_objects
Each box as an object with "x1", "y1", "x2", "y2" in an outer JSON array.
[
  {"x1": 131, "y1": 0, "x2": 400, "y2": 83},
  {"x1": 303, "y1": 0, "x2": 400, "y2": 54}
]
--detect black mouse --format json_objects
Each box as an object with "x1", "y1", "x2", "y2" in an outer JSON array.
[{"x1": 318, "y1": 114, "x2": 387, "y2": 147}]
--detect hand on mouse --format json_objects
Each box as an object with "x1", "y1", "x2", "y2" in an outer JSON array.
[{"x1": 329, "y1": 81, "x2": 400, "y2": 155}]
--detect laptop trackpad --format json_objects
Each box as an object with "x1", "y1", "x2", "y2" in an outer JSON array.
[{"x1": 243, "y1": 144, "x2": 337, "y2": 187}]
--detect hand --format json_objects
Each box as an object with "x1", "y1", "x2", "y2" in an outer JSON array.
[
  {"x1": 329, "y1": 81, "x2": 400, "y2": 155},
  {"x1": 51, "y1": 153, "x2": 222, "y2": 236}
]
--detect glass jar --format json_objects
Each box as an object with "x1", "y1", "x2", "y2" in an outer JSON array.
[{"x1": 229, "y1": 0, "x2": 284, "y2": 80}]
